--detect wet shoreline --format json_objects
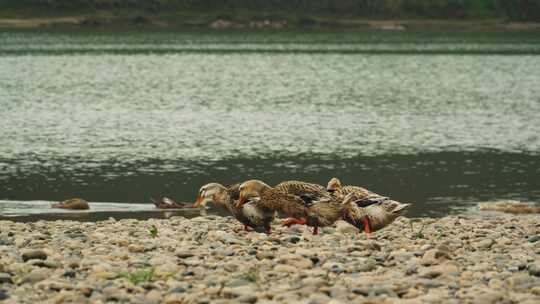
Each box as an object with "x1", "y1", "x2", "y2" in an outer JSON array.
[{"x1": 1, "y1": 198, "x2": 538, "y2": 223}]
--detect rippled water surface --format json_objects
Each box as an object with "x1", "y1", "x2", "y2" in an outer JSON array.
[{"x1": 1, "y1": 30, "x2": 539, "y2": 220}]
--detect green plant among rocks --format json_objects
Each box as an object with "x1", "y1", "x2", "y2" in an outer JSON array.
[
  {"x1": 241, "y1": 268, "x2": 260, "y2": 284},
  {"x1": 120, "y1": 268, "x2": 154, "y2": 285},
  {"x1": 410, "y1": 221, "x2": 427, "y2": 239},
  {"x1": 434, "y1": 226, "x2": 448, "y2": 239},
  {"x1": 148, "y1": 225, "x2": 158, "y2": 238}
]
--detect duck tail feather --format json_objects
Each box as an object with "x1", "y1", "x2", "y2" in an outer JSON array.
[{"x1": 392, "y1": 202, "x2": 411, "y2": 214}]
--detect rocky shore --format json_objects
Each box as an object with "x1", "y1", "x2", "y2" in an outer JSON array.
[{"x1": 0, "y1": 215, "x2": 539, "y2": 303}]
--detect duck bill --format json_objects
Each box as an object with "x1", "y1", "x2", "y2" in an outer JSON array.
[
  {"x1": 236, "y1": 194, "x2": 248, "y2": 208},
  {"x1": 193, "y1": 196, "x2": 204, "y2": 208}
]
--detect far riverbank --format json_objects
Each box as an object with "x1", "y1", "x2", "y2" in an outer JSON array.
[{"x1": 1, "y1": 16, "x2": 540, "y2": 32}]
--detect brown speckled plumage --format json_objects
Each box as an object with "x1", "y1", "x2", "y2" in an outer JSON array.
[
  {"x1": 341, "y1": 193, "x2": 410, "y2": 233},
  {"x1": 328, "y1": 177, "x2": 388, "y2": 207},
  {"x1": 478, "y1": 201, "x2": 540, "y2": 214},
  {"x1": 275, "y1": 181, "x2": 329, "y2": 202},
  {"x1": 152, "y1": 197, "x2": 191, "y2": 209},
  {"x1": 51, "y1": 198, "x2": 90, "y2": 210},
  {"x1": 306, "y1": 200, "x2": 343, "y2": 228},
  {"x1": 197, "y1": 183, "x2": 274, "y2": 233},
  {"x1": 239, "y1": 180, "x2": 343, "y2": 232}
]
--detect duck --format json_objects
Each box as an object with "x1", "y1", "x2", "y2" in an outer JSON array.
[
  {"x1": 341, "y1": 191, "x2": 410, "y2": 235},
  {"x1": 151, "y1": 197, "x2": 192, "y2": 209},
  {"x1": 194, "y1": 182, "x2": 274, "y2": 234},
  {"x1": 327, "y1": 177, "x2": 381, "y2": 206},
  {"x1": 51, "y1": 198, "x2": 90, "y2": 210},
  {"x1": 237, "y1": 180, "x2": 342, "y2": 235},
  {"x1": 478, "y1": 201, "x2": 540, "y2": 214}
]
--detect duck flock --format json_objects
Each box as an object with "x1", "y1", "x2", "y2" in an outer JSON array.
[
  {"x1": 192, "y1": 177, "x2": 410, "y2": 236},
  {"x1": 51, "y1": 177, "x2": 410, "y2": 235}
]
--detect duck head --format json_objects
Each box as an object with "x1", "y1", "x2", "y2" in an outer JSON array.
[
  {"x1": 327, "y1": 177, "x2": 342, "y2": 193},
  {"x1": 236, "y1": 180, "x2": 271, "y2": 208},
  {"x1": 194, "y1": 183, "x2": 227, "y2": 207}
]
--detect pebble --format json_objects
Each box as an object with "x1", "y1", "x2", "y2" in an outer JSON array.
[
  {"x1": 528, "y1": 235, "x2": 540, "y2": 243},
  {"x1": 335, "y1": 221, "x2": 358, "y2": 234},
  {"x1": 21, "y1": 249, "x2": 47, "y2": 262},
  {"x1": 354, "y1": 258, "x2": 377, "y2": 272},
  {"x1": 0, "y1": 235, "x2": 14, "y2": 246},
  {"x1": 528, "y1": 263, "x2": 540, "y2": 277},
  {"x1": 322, "y1": 262, "x2": 344, "y2": 274},
  {"x1": 0, "y1": 215, "x2": 538, "y2": 303},
  {"x1": 283, "y1": 236, "x2": 301, "y2": 244},
  {"x1": 473, "y1": 291, "x2": 505, "y2": 304},
  {"x1": 0, "y1": 273, "x2": 13, "y2": 284},
  {"x1": 145, "y1": 289, "x2": 163, "y2": 304},
  {"x1": 163, "y1": 293, "x2": 184, "y2": 304},
  {"x1": 28, "y1": 259, "x2": 60, "y2": 268},
  {"x1": 62, "y1": 269, "x2": 77, "y2": 278},
  {"x1": 228, "y1": 278, "x2": 252, "y2": 287},
  {"x1": 256, "y1": 251, "x2": 275, "y2": 260},
  {"x1": 175, "y1": 251, "x2": 194, "y2": 259},
  {"x1": 237, "y1": 294, "x2": 258, "y2": 303},
  {"x1": 421, "y1": 249, "x2": 450, "y2": 266},
  {"x1": 277, "y1": 253, "x2": 313, "y2": 269},
  {"x1": 419, "y1": 262, "x2": 459, "y2": 279},
  {"x1": 474, "y1": 239, "x2": 495, "y2": 250},
  {"x1": 273, "y1": 264, "x2": 297, "y2": 273},
  {"x1": 128, "y1": 244, "x2": 147, "y2": 253},
  {"x1": 22, "y1": 269, "x2": 51, "y2": 284}
]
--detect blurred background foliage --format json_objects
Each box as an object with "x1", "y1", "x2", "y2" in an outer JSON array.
[{"x1": 0, "y1": 0, "x2": 539, "y2": 21}]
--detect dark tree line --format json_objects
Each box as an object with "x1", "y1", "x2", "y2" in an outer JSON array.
[{"x1": 3, "y1": 0, "x2": 540, "y2": 21}]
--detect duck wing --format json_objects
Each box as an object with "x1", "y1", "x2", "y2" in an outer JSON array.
[
  {"x1": 363, "y1": 200, "x2": 410, "y2": 231},
  {"x1": 306, "y1": 201, "x2": 343, "y2": 227},
  {"x1": 242, "y1": 201, "x2": 275, "y2": 232},
  {"x1": 332, "y1": 185, "x2": 389, "y2": 208},
  {"x1": 162, "y1": 197, "x2": 177, "y2": 206},
  {"x1": 226, "y1": 200, "x2": 253, "y2": 226},
  {"x1": 335, "y1": 185, "x2": 377, "y2": 199},
  {"x1": 262, "y1": 188, "x2": 309, "y2": 219},
  {"x1": 225, "y1": 183, "x2": 242, "y2": 201},
  {"x1": 275, "y1": 180, "x2": 331, "y2": 205},
  {"x1": 380, "y1": 199, "x2": 411, "y2": 215},
  {"x1": 341, "y1": 202, "x2": 368, "y2": 230},
  {"x1": 354, "y1": 196, "x2": 390, "y2": 208}
]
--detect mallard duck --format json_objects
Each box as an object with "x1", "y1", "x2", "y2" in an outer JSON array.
[
  {"x1": 237, "y1": 180, "x2": 341, "y2": 235},
  {"x1": 341, "y1": 192, "x2": 410, "y2": 235},
  {"x1": 327, "y1": 177, "x2": 380, "y2": 206},
  {"x1": 51, "y1": 198, "x2": 90, "y2": 210},
  {"x1": 151, "y1": 197, "x2": 192, "y2": 209},
  {"x1": 194, "y1": 183, "x2": 274, "y2": 234},
  {"x1": 478, "y1": 201, "x2": 540, "y2": 214}
]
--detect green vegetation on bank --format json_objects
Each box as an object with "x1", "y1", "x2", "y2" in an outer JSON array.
[
  {"x1": 0, "y1": 0, "x2": 539, "y2": 29},
  {"x1": 2, "y1": 0, "x2": 540, "y2": 20}
]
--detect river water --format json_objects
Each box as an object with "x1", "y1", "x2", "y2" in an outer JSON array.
[{"x1": 1, "y1": 30, "x2": 539, "y2": 221}]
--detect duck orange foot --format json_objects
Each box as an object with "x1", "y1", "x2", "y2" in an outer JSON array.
[
  {"x1": 363, "y1": 217, "x2": 371, "y2": 237},
  {"x1": 282, "y1": 218, "x2": 307, "y2": 227}
]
